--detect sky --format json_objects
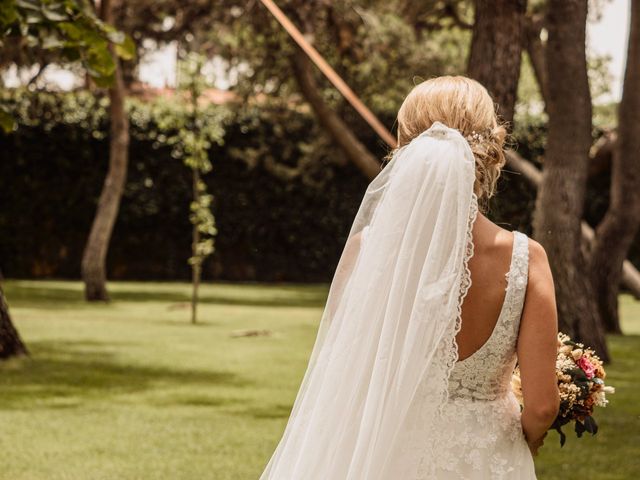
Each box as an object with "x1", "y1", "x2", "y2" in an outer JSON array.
[{"x1": 587, "y1": 0, "x2": 630, "y2": 102}]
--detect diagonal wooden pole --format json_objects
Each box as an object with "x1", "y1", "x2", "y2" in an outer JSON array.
[
  {"x1": 259, "y1": 0, "x2": 397, "y2": 148},
  {"x1": 260, "y1": 0, "x2": 640, "y2": 302}
]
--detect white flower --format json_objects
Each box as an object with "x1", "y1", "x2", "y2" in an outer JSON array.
[
  {"x1": 511, "y1": 374, "x2": 523, "y2": 404},
  {"x1": 594, "y1": 390, "x2": 609, "y2": 407},
  {"x1": 556, "y1": 356, "x2": 575, "y2": 372}
]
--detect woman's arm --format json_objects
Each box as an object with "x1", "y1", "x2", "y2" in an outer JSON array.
[
  {"x1": 325, "y1": 229, "x2": 366, "y2": 319},
  {"x1": 516, "y1": 239, "x2": 560, "y2": 456}
]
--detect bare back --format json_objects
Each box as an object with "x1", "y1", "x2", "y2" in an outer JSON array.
[
  {"x1": 453, "y1": 212, "x2": 560, "y2": 453},
  {"x1": 456, "y1": 214, "x2": 516, "y2": 361}
]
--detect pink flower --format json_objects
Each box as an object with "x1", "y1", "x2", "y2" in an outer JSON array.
[{"x1": 577, "y1": 356, "x2": 596, "y2": 379}]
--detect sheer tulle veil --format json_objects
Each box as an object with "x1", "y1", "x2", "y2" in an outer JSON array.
[{"x1": 260, "y1": 121, "x2": 479, "y2": 480}]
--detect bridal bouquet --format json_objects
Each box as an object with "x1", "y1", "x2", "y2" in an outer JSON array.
[{"x1": 511, "y1": 332, "x2": 615, "y2": 446}]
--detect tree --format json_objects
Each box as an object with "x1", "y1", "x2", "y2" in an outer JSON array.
[
  {"x1": 80, "y1": 0, "x2": 131, "y2": 301},
  {"x1": 221, "y1": 1, "x2": 471, "y2": 177},
  {"x1": 467, "y1": 0, "x2": 527, "y2": 124},
  {"x1": 0, "y1": 271, "x2": 27, "y2": 359},
  {"x1": 0, "y1": 0, "x2": 133, "y2": 357},
  {"x1": 290, "y1": 46, "x2": 381, "y2": 180},
  {"x1": 532, "y1": 0, "x2": 609, "y2": 360},
  {"x1": 511, "y1": 3, "x2": 640, "y2": 307},
  {"x1": 172, "y1": 50, "x2": 222, "y2": 324},
  {"x1": 0, "y1": 0, "x2": 133, "y2": 131},
  {"x1": 590, "y1": 0, "x2": 640, "y2": 333},
  {"x1": 0, "y1": 1, "x2": 134, "y2": 302},
  {"x1": 524, "y1": 8, "x2": 549, "y2": 108}
]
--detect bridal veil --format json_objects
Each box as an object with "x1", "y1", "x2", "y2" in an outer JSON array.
[{"x1": 260, "y1": 121, "x2": 479, "y2": 480}]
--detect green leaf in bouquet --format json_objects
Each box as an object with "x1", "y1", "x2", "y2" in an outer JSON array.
[
  {"x1": 555, "y1": 425, "x2": 566, "y2": 447},
  {"x1": 575, "y1": 419, "x2": 586, "y2": 438},
  {"x1": 568, "y1": 367, "x2": 587, "y2": 380},
  {"x1": 584, "y1": 415, "x2": 598, "y2": 435},
  {"x1": 551, "y1": 417, "x2": 568, "y2": 447}
]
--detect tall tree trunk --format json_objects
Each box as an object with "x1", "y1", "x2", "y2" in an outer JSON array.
[
  {"x1": 291, "y1": 47, "x2": 381, "y2": 180},
  {"x1": 533, "y1": 0, "x2": 609, "y2": 360},
  {"x1": 590, "y1": 0, "x2": 640, "y2": 334},
  {"x1": 467, "y1": 0, "x2": 527, "y2": 124},
  {"x1": 81, "y1": 0, "x2": 130, "y2": 301},
  {"x1": 506, "y1": 149, "x2": 640, "y2": 299},
  {"x1": 0, "y1": 275, "x2": 28, "y2": 359}
]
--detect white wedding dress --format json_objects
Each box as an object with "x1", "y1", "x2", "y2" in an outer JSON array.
[
  {"x1": 408, "y1": 230, "x2": 538, "y2": 479},
  {"x1": 260, "y1": 123, "x2": 538, "y2": 480}
]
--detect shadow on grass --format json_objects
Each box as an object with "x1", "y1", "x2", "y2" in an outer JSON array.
[
  {"x1": 4, "y1": 281, "x2": 329, "y2": 309},
  {"x1": 114, "y1": 291, "x2": 328, "y2": 309},
  {"x1": 243, "y1": 403, "x2": 293, "y2": 419},
  {"x1": 0, "y1": 340, "x2": 250, "y2": 410},
  {"x1": 4, "y1": 282, "x2": 94, "y2": 309}
]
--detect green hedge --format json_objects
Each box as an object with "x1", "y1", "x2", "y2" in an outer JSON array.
[
  {"x1": 0, "y1": 91, "x2": 372, "y2": 281},
  {"x1": 0, "y1": 90, "x2": 628, "y2": 282}
]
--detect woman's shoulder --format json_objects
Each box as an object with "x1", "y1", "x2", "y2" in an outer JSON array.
[
  {"x1": 492, "y1": 227, "x2": 555, "y2": 317},
  {"x1": 480, "y1": 218, "x2": 545, "y2": 259},
  {"x1": 523, "y1": 236, "x2": 548, "y2": 266},
  {"x1": 474, "y1": 218, "x2": 515, "y2": 254}
]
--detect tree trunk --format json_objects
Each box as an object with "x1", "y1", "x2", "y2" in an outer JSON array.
[
  {"x1": 0, "y1": 278, "x2": 28, "y2": 360},
  {"x1": 533, "y1": 0, "x2": 609, "y2": 361},
  {"x1": 81, "y1": 0, "x2": 130, "y2": 301},
  {"x1": 467, "y1": 0, "x2": 527, "y2": 124},
  {"x1": 290, "y1": 47, "x2": 381, "y2": 180},
  {"x1": 506, "y1": 149, "x2": 640, "y2": 300},
  {"x1": 590, "y1": 0, "x2": 640, "y2": 334}
]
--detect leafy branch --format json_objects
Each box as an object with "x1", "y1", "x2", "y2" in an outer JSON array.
[{"x1": 0, "y1": 0, "x2": 136, "y2": 131}]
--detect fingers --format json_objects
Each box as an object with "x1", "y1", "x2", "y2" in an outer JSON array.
[{"x1": 528, "y1": 435, "x2": 545, "y2": 456}]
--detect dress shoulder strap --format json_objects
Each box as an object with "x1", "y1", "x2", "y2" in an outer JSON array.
[{"x1": 506, "y1": 231, "x2": 530, "y2": 317}]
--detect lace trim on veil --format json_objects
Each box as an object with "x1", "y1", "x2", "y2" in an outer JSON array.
[
  {"x1": 406, "y1": 191, "x2": 479, "y2": 479},
  {"x1": 260, "y1": 121, "x2": 480, "y2": 480},
  {"x1": 443, "y1": 192, "x2": 479, "y2": 410}
]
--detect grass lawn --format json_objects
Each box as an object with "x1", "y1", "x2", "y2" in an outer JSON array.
[{"x1": 0, "y1": 280, "x2": 639, "y2": 479}]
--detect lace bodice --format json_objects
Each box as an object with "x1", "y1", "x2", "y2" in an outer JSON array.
[
  {"x1": 448, "y1": 231, "x2": 530, "y2": 401},
  {"x1": 410, "y1": 231, "x2": 536, "y2": 479}
]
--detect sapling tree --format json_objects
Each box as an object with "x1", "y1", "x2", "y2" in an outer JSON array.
[{"x1": 158, "y1": 50, "x2": 224, "y2": 324}]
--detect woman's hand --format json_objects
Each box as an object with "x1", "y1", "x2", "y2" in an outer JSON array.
[{"x1": 527, "y1": 432, "x2": 547, "y2": 456}]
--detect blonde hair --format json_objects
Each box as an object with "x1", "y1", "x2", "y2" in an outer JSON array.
[{"x1": 394, "y1": 75, "x2": 507, "y2": 208}]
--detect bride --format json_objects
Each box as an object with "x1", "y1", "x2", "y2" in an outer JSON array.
[{"x1": 260, "y1": 76, "x2": 560, "y2": 479}]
